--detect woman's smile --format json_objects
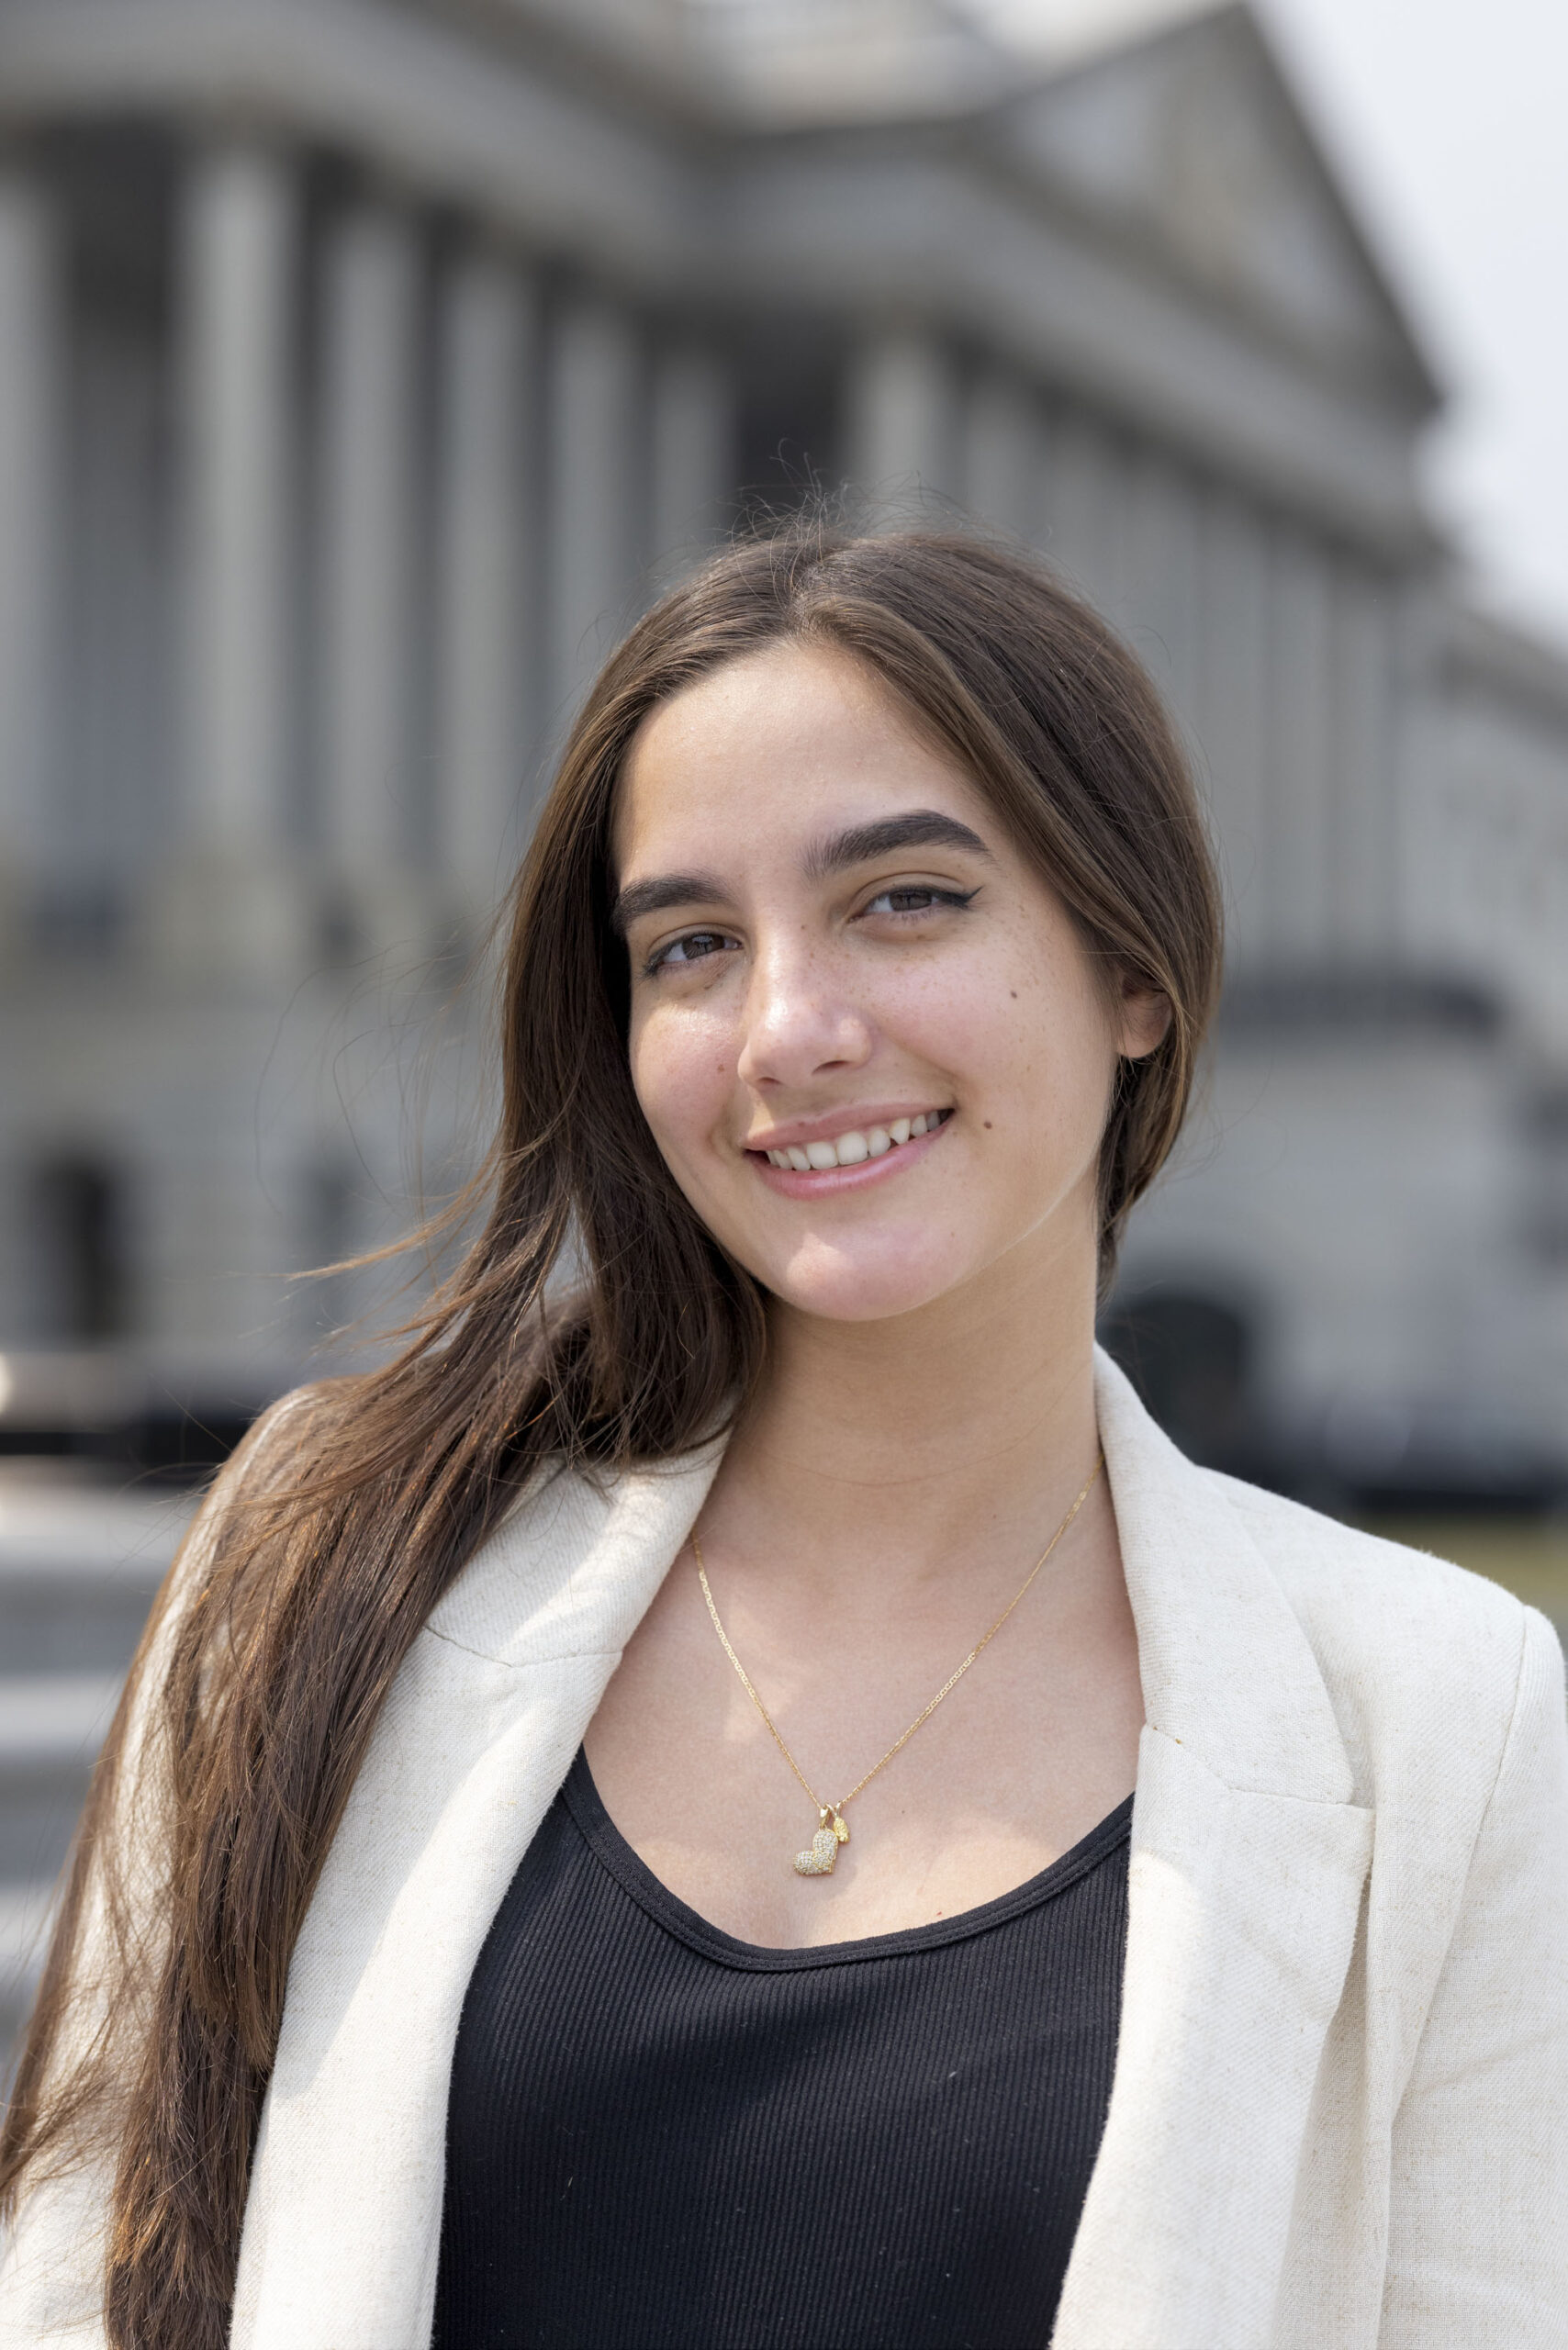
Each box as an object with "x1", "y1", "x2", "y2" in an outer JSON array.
[{"x1": 748, "y1": 1105, "x2": 955, "y2": 1190}]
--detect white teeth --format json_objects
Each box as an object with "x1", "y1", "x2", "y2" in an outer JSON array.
[{"x1": 763, "y1": 1113, "x2": 947, "y2": 1170}]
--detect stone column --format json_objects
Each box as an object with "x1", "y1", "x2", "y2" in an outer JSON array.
[
  {"x1": 1123, "y1": 450, "x2": 1201, "y2": 730},
  {"x1": 319, "y1": 196, "x2": 420, "y2": 887},
  {"x1": 0, "y1": 161, "x2": 60, "y2": 918},
  {"x1": 181, "y1": 145, "x2": 296, "y2": 864},
  {"x1": 649, "y1": 342, "x2": 733, "y2": 582},
  {"x1": 1268, "y1": 527, "x2": 1335, "y2": 959},
  {"x1": 1044, "y1": 406, "x2": 1123, "y2": 613},
  {"x1": 1389, "y1": 578, "x2": 1448, "y2": 969},
  {"x1": 546, "y1": 294, "x2": 642, "y2": 731},
  {"x1": 434, "y1": 241, "x2": 537, "y2": 898},
  {"x1": 843, "y1": 328, "x2": 954, "y2": 518},
  {"x1": 1196, "y1": 489, "x2": 1271, "y2": 967},
  {"x1": 1328, "y1": 561, "x2": 1397, "y2": 958},
  {"x1": 959, "y1": 369, "x2": 1042, "y2": 542}
]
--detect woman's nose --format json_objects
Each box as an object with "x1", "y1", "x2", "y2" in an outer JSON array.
[{"x1": 735, "y1": 941, "x2": 873, "y2": 1090}]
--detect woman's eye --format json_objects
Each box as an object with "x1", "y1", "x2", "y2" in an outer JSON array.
[
  {"x1": 645, "y1": 928, "x2": 738, "y2": 974},
  {"x1": 863, "y1": 885, "x2": 975, "y2": 918}
]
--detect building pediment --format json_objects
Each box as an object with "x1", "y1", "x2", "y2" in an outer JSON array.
[
  {"x1": 689, "y1": 0, "x2": 1008, "y2": 127},
  {"x1": 996, "y1": 4, "x2": 1438, "y2": 409}
]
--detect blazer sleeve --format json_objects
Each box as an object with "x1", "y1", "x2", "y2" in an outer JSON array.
[{"x1": 1379, "y1": 1604, "x2": 1568, "y2": 2345}]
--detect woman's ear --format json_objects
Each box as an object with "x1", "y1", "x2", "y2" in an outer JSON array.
[{"x1": 1117, "y1": 977, "x2": 1172, "y2": 1062}]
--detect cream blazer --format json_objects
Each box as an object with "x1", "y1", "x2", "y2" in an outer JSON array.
[{"x1": 5, "y1": 1350, "x2": 1567, "y2": 2348}]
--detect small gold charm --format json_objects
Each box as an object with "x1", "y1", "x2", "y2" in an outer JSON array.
[
  {"x1": 792, "y1": 1807, "x2": 849, "y2": 1876},
  {"x1": 793, "y1": 1827, "x2": 837, "y2": 1875}
]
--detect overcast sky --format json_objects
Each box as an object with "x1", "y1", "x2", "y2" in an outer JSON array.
[
  {"x1": 1258, "y1": 0, "x2": 1568, "y2": 650},
  {"x1": 982, "y1": 0, "x2": 1568, "y2": 649}
]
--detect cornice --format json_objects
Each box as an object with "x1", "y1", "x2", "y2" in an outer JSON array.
[
  {"x1": 0, "y1": 0, "x2": 1435, "y2": 548},
  {"x1": 0, "y1": 0, "x2": 704, "y2": 284}
]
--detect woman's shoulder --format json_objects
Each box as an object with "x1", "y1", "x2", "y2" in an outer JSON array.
[
  {"x1": 422, "y1": 1438, "x2": 725, "y2": 1663},
  {"x1": 1205, "y1": 1463, "x2": 1563, "y2": 1791},
  {"x1": 1208, "y1": 1463, "x2": 1539, "y2": 1637},
  {"x1": 191, "y1": 1378, "x2": 330, "y2": 1512}
]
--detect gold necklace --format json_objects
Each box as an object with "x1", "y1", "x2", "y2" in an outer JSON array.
[{"x1": 691, "y1": 1452, "x2": 1104, "y2": 1878}]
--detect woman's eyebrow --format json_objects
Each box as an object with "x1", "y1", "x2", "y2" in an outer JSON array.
[
  {"x1": 611, "y1": 811, "x2": 993, "y2": 935},
  {"x1": 610, "y1": 870, "x2": 727, "y2": 935},
  {"x1": 802, "y1": 810, "x2": 993, "y2": 878}
]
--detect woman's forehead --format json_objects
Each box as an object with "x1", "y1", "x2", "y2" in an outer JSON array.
[{"x1": 613, "y1": 643, "x2": 991, "y2": 873}]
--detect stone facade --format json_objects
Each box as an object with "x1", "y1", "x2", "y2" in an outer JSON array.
[{"x1": 0, "y1": 0, "x2": 1563, "y2": 1498}]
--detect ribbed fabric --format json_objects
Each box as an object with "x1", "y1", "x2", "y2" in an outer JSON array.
[{"x1": 433, "y1": 1750, "x2": 1130, "y2": 2350}]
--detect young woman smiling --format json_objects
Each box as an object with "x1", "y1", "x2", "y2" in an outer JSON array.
[{"x1": 3, "y1": 532, "x2": 1565, "y2": 2350}]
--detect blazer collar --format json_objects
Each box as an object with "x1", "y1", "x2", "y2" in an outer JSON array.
[
  {"x1": 423, "y1": 1432, "x2": 729, "y2": 1669},
  {"x1": 1057, "y1": 1352, "x2": 1373, "y2": 2350},
  {"x1": 1094, "y1": 1347, "x2": 1354, "y2": 1805},
  {"x1": 442, "y1": 1349, "x2": 1358, "y2": 1803}
]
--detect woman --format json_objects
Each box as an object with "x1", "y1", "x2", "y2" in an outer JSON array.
[{"x1": 3, "y1": 530, "x2": 1565, "y2": 2350}]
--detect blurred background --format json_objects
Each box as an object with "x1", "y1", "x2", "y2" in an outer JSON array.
[{"x1": 3, "y1": 0, "x2": 1566, "y2": 2055}]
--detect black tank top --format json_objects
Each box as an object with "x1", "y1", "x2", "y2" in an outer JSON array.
[{"x1": 434, "y1": 1749, "x2": 1129, "y2": 2350}]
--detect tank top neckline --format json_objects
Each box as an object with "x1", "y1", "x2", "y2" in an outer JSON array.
[{"x1": 560, "y1": 1746, "x2": 1133, "y2": 1975}]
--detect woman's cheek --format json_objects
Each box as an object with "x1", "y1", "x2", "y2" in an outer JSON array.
[
  {"x1": 627, "y1": 1011, "x2": 678, "y2": 1157},
  {"x1": 632, "y1": 1007, "x2": 731, "y2": 1169}
]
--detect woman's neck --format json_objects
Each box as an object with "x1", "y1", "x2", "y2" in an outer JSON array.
[{"x1": 705, "y1": 1229, "x2": 1104, "y2": 1617}]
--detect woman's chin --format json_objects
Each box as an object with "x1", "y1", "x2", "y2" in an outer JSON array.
[{"x1": 760, "y1": 1238, "x2": 976, "y2": 1327}]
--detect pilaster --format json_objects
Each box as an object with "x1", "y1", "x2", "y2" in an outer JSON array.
[
  {"x1": 546, "y1": 293, "x2": 643, "y2": 731},
  {"x1": 319, "y1": 194, "x2": 422, "y2": 920},
  {"x1": 0, "y1": 159, "x2": 62, "y2": 951},
  {"x1": 167, "y1": 139, "x2": 303, "y2": 979},
  {"x1": 843, "y1": 327, "x2": 955, "y2": 519},
  {"x1": 435, "y1": 241, "x2": 538, "y2": 900}
]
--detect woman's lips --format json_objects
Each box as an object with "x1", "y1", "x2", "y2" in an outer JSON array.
[{"x1": 746, "y1": 1109, "x2": 954, "y2": 1197}]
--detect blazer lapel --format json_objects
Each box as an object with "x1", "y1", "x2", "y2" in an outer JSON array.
[
  {"x1": 1052, "y1": 1356, "x2": 1374, "y2": 2350},
  {"x1": 231, "y1": 1439, "x2": 726, "y2": 2350}
]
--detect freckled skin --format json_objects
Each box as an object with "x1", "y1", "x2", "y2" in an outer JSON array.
[{"x1": 588, "y1": 643, "x2": 1164, "y2": 1948}]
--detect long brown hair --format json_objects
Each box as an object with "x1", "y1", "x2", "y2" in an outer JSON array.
[{"x1": 1, "y1": 526, "x2": 1221, "y2": 2345}]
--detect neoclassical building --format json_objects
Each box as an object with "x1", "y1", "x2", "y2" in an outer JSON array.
[{"x1": 0, "y1": 0, "x2": 1564, "y2": 1499}]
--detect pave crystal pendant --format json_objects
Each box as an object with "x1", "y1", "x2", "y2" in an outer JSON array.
[{"x1": 792, "y1": 1806, "x2": 850, "y2": 1876}]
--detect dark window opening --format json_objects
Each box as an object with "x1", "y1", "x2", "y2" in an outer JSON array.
[
  {"x1": 1098, "y1": 1288, "x2": 1261, "y2": 1474},
  {"x1": 30, "y1": 1156, "x2": 128, "y2": 1341},
  {"x1": 733, "y1": 326, "x2": 841, "y2": 528}
]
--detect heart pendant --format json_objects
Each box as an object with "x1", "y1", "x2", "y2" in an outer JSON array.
[
  {"x1": 792, "y1": 1808, "x2": 850, "y2": 1877},
  {"x1": 793, "y1": 1826, "x2": 838, "y2": 1875}
]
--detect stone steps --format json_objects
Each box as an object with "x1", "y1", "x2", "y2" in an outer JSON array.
[{"x1": 0, "y1": 1475, "x2": 192, "y2": 2069}]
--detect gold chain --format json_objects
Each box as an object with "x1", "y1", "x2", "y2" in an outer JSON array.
[{"x1": 692, "y1": 1450, "x2": 1104, "y2": 1826}]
